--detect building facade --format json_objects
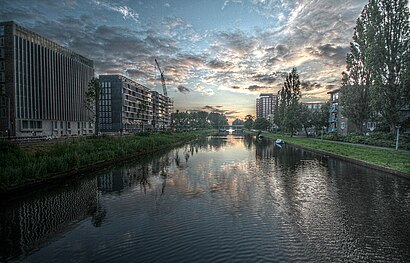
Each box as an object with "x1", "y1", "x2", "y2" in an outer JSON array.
[
  {"x1": 256, "y1": 93, "x2": 277, "y2": 120},
  {"x1": 98, "y1": 75, "x2": 154, "y2": 133},
  {"x1": 328, "y1": 89, "x2": 356, "y2": 135},
  {"x1": 304, "y1": 102, "x2": 323, "y2": 111},
  {"x1": 151, "y1": 90, "x2": 173, "y2": 130},
  {"x1": 0, "y1": 21, "x2": 94, "y2": 137}
]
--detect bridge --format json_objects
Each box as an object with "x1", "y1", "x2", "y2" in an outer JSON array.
[{"x1": 219, "y1": 125, "x2": 245, "y2": 132}]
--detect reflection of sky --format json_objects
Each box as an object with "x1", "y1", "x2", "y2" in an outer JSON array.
[{"x1": 2, "y1": 0, "x2": 368, "y2": 120}]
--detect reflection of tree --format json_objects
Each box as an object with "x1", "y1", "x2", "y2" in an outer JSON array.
[{"x1": 91, "y1": 191, "x2": 106, "y2": 227}]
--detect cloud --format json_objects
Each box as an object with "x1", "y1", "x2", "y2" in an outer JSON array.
[
  {"x1": 248, "y1": 85, "x2": 267, "y2": 91},
  {"x1": 196, "y1": 85, "x2": 215, "y2": 96},
  {"x1": 214, "y1": 31, "x2": 257, "y2": 55},
  {"x1": 221, "y1": 0, "x2": 242, "y2": 10},
  {"x1": 301, "y1": 81, "x2": 322, "y2": 91},
  {"x1": 207, "y1": 59, "x2": 233, "y2": 69},
  {"x1": 202, "y1": 105, "x2": 225, "y2": 114},
  {"x1": 306, "y1": 44, "x2": 349, "y2": 62},
  {"x1": 176, "y1": 85, "x2": 191, "y2": 93},
  {"x1": 92, "y1": 0, "x2": 139, "y2": 23}
]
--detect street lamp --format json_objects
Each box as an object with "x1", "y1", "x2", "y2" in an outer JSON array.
[{"x1": 395, "y1": 125, "x2": 401, "y2": 150}]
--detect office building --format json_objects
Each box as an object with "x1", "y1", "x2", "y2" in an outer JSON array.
[
  {"x1": 98, "y1": 74, "x2": 154, "y2": 133},
  {"x1": 256, "y1": 93, "x2": 277, "y2": 120},
  {"x1": 0, "y1": 21, "x2": 94, "y2": 137}
]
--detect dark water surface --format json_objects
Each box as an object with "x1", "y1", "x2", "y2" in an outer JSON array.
[{"x1": 1, "y1": 135, "x2": 410, "y2": 262}]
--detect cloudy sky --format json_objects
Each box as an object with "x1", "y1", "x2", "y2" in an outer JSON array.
[{"x1": 1, "y1": 0, "x2": 369, "y2": 121}]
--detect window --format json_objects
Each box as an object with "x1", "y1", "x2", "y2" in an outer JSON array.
[
  {"x1": 341, "y1": 122, "x2": 345, "y2": 129},
  {"x1": 0, "y1": 61, "x2": 4, "y2": 70},
  {"x1": 0, "y1": 37, "x2": 4, "y2": 47},
  {"x1": 0, "y1": 72, "x2": 4, "y2": 82},
  {"x1": 0, "y1": 48, "x2": 4, "y2": 58},
  {"x1": 0, "y1": 26, "x2": 4, "y2": 36}
]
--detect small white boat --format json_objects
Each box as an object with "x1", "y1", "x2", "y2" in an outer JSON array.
[{"x1": 275, "y1": 139, "x2": 285, "y2": 144}]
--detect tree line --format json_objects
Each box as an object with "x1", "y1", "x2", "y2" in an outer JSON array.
[{"x1": 172, "y1": 110, "x2": 228, "y2": 130}]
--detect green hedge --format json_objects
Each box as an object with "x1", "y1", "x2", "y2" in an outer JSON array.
[{"x1": 322, "y1": 132, "x2": 410, "y2": 150}]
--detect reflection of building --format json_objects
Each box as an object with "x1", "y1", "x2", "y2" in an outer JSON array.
[
  {"x1": 0, "y1": 179, "x2": 97, "y2": 261},
  {"x1": 0, "y1": 21, "x2": 94, "y2": 137},
  {"x1": 98, "y1": 75, "x2": 153, "y2": 133},
  {"x1": 256, "y1": 93, "x2": 277, "y2": 120},
  {"x1": 151, "y1": 90, "x2": 173, "y2": 130}
]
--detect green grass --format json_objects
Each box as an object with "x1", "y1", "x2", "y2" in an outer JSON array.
[
  {"x1": 264, "y1": 133, "x2": 410, "y2": 174},
  {"x1": 0, "y1": 130, "x2": 213, "y2": 191}
]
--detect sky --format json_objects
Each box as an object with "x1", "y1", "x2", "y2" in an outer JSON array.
[{"x1": 1, "y1": 0, "x2": 369, "y2": 121}]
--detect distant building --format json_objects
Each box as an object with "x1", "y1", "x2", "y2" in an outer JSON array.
[
  {"x1": 328, "y1": 89, "x2": 356, "y2": 135},
  {"x1": 256, "y1": 93, "x2": 277, "y2": 120},
  {"x1": 151, "y1": 90, "x2": 173, "y2": 130},
  {"x1": 0, "y1": 21, "x2": 95, "y2": 137},
  {"x1": 303, "y1": 102, "x2": 323, "y2": 111},
  {"x1": 302, "y1": 102, "x2": 325, "y2": 135},
  {"x1": 98, "y1": 75, "x2": 153, "y2": 133}
]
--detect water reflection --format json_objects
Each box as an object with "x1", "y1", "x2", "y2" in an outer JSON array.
[{"x1": 1, "y1": 135, "x2": 409, "y2": 262}]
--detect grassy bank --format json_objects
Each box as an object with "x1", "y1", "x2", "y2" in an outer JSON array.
[
  {"x1": 264, "y1": 133, "x2": 410, "y2": 175},
  {"x1": 0, "y1": 130, "x2": 213, "y2": 191}
]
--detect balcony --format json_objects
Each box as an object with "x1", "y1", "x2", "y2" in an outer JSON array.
[{"x1": 328, "y1": 116, "x2": 337, "y2": 122}]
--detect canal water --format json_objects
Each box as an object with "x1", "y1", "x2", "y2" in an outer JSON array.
[{"x1": 1, "y1": 135, "x2": 410, "y2": 262}]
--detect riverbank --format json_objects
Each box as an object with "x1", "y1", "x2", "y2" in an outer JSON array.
[
  {"x1": 260, "y1": 132, "x2": 410, "y2": 177},
  {"x1": 0, "y1": 130, "x2": 213, "y2": 194}
]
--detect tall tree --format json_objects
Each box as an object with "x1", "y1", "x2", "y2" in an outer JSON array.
[
  {"x1": 341, "y1": 6, "x2": 372, "y2": 133},
  {"x1": 244, "y1": 115, "x2": 255, "y2": 130},
  {"x1": 85, "y1": 77, "x2": 102, "y2": 135},
  {"x1": 362, "y1": 0, "x2": 409, "y2": 132},
  {"x1": 232, "y1": 118, "x2": 244, "y2": 125},
  {"x1": 253, "y1": 118, "x2": 271, "y2": 130},
  {"x1": 276, "y1": 68, "x2": 302, "y2": 133}
]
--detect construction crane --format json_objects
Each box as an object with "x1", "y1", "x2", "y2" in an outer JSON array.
[{"x1": 155, "y1": 59, "x2": 168, "y2": 97}]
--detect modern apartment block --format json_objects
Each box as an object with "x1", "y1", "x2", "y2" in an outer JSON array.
[
  {"x1": 151, "y1": 90, "x2": 172, "y2": 130},
  {"x1": 328, "y1": 89, "x2": 356, "y2": 135},
  {"x1": 99, "y1": 74, "x2": 156, "y2": 133},
  {"x1": 256, "y1": 93, "x2": 277, "y2": 120},
  {"x1": 0, "y1": 21, "x2": 94, "y2": 137}
]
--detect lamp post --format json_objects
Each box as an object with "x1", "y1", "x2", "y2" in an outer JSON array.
[{"x1": 395, "y1": 125, "x2": 401, "y2": 150}]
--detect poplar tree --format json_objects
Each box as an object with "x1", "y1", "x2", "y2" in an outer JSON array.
[
  {"x1": 343, "y1": 0, "x2": 409, "y2": 133},
  {"x1": 367, "y1": 0, "x2": 409, "y2": 132},
  {"x1": 276, "y1": 68, "x2": 302, "y2": 135},
  {"x1": 341, "y1": 6, "x2": 371, "y2": 132},
  {"x1": 85, "y1": 77, "x2": 102, "y2": 135}
]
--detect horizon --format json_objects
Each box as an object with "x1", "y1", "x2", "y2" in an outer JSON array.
[{"x1": 1, "y1": 0, "x2": 370, "y2": 121}]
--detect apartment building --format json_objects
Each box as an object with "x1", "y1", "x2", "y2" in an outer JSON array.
[
  {"x1": 98, "y1": 75, "x2": 154, "y2": 133},
  {"x1": 256, "y1": 93, "x2": 277, "y2": 121},
  {"x1": 0, "y1": 21, "x2": 94, "y2": 137},
  {"x1": 151, "y1": 90, "x2": 172, "y2": 130}
]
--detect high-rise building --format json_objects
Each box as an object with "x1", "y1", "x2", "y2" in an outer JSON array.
[
  {"x1": 0, "y1": 21, "x2": 95, "y2": 137},
  {"x1": 256, "y1": 93, "x2": 277, "y2": 120},
  {"x1": 98, "y1": 75, "x2": 153, "y2": 133}
]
